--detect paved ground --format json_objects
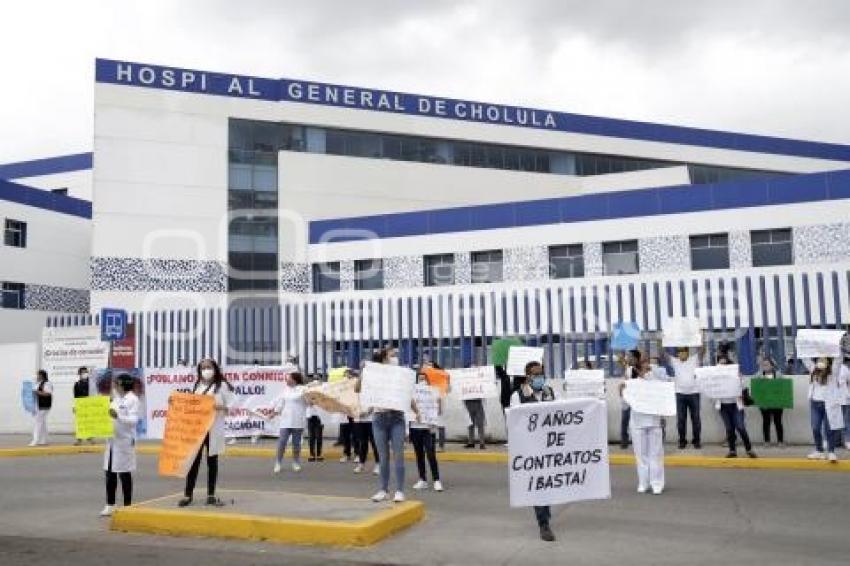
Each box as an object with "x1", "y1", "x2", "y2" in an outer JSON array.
[{"x1": 1, "y1": 446, "x2": 849, "y2": 565}]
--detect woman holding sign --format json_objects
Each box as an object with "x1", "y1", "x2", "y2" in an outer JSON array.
[
  {"x1": 411, "y1": 372, "x2": 443, "y2": 492},
  {"x1": 754, "y1": 358, "x2": 786, "y2": 447},
  {"x1": 178, "y1": 359, "x2": 234, "y2": 507},
  {"x1": 623, "y1": 358, "x2": 670, "y2": 495},
  {"x1": 100, "y1": 374, "x2": 139, "y2": 517},
  {"x1": 804, "y1": 357, "x2": 849, "y2": 462}
]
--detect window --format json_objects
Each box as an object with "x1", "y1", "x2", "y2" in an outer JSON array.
[
  {"x1": 549, "y1": 244, "x2": 584, "y2": 279},
  {"x1": 751, "y1": 228, "x2": 793, "y2": 267},
  {"x1": 602, "y1": 240, "x2": 639, "y2": 275},
  {"x1": 1, "y1": 282, "x2": 25, "y2": 309},
  {"x1": 424, "y1": 254, "x2": 455, "y2": 287},
  {"x1": 354, "y1": 259, "x2": 384, "y2": 291},
  {"x1": 4, "y1": 219, "x2": 26, "y2": 248},
  {"x1": 690, "y1": 233, "x2": 729, "y2": 270},
  {"x1": 471, "y1": 250, "x2": 503, "y2": 284},
  {"x1": 312, "y1": 262, "x2": 341, "y2": 293},
  {"x1": 51, "y1": 188, "x2": 68, "y2": 195}
]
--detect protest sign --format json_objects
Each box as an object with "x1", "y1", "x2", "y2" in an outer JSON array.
[
  {"x1": 412, "y1": 384, "x2": 441, "y2": 426},
  {"x1": 506, "y1": 346, "x2": 545, "y2": 376},
  {"x1": 41, "y1": 326, "x2": 109, "y2": 384},
  {"x1": 328, "y1": 367, "x2": 349, "y2": 383},
  {"x1": 661, "y1": 317, "x2": 702, "y2": 348},
  {"x1": 359, "y1": 362, "x2": 415, "y2": 412},
  {"x1": 144, "y1": 366, "x2": 286, "y2": 439},
  {"x1": 158, "y1": 392, "x2": 216, "y2": 478},
  {"x1": 21, "y1": 380, "x2": 35, "y2": 415},
  {"x1": 492, "y1": 337, "x2": 523, "y2": 367},
  {"x1": 750, "y1": 378, "x2": 794, "y2": 409},
  {"x1": 303, "y1": 378, "x2": 360, "y2": 417},
  {"x1": 449, "y1": 366, "x2": 499, "y2": 400},
  {"x1": 563, "y1": 369, "x2": 605, "y2": 400},
  {"x1": 423, "y1": 367, "x2": 450, "y2": 397},
  {"x1": 611, "y1": 322, "x2": 641, "y2": 351},
  {"x1": 795, "y1": 329, "x2": 844, "y2": 358},
  {"x1": 695, "y1": 365, "x2": 742, "y2": 399},
  {"x1": 622, "y1": 380, "x2": 677, "y2": 416},
  {"x1": 507, "y1": 398, "x2": 610, "y2": 507},
  {"x1": 74, "y1": 396, "x2": 114, "y2": 439}
]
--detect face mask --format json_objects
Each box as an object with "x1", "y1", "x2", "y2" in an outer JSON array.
[
  {"x1": 80, "y1": 372, "x2": 89, "y2": 380},
  {"x1": 201, "y1": 368, "x2": 215, "y2": 381},
  {"x1": 388, "y1": 356, "x2": 400, "y2": 366},
  {"x1": 816, "y1": 361, "x2": 827, "y2": 370},
  {"x1": 530, "y1": 376, "x2": 545, "y2": 391}
]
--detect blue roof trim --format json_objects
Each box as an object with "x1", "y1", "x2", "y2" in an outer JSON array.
[
  {"x1": 0, "y1": 152, "x2": 93, "y2": 180},
  {"x1": 95, "y1": 58, "x2": 850, "y2": 161},
  {"x1": 308, "y1": 169, "x2": 850, "y2": 244},
  {"x1": 0, "y1": 179, "x2": 92, "y2": 219}
]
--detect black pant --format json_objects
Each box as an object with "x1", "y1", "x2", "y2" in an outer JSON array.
[
  {"x1": 464, "y1": 399, "x2": 486, "y2": 446},
  {"x1": 340, "y1": 419, "x2": 354, "y2": 457},
  {"x1": 307, "y1": 416, "x2": 323, "y2": 457},
  {"x1": 534, "y1": 505, "x2": 551, "y2": 528},
  {"x1": 184, "y1": 435, "x2": 218, "y2": 498},
  {"x1": 353, "y1": 421, "x2": 379, "y2": 464},
  {"x1": 437, "y1": 426, "x2": 446, "y2": 449},
  {"x1": 620, "y1": 407, "x2": 631, "y2": 446},
  {"x1": 105, "y1": 448, "x2": 132, "y2": 506},
  {"x1": 720, "y1": 403, "x2": 752, "y2": 453},
  {"x1": 760, "y1": 408, "x2": 784, "y2": 443},
  {"x1": 410, "y1": 427, "x2": 440, "y2": 481},
  {"x1": 676, "y1": 393, "x2": 702, "y2": 445}
]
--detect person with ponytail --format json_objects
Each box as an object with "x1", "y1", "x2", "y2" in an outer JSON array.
[{"x1": 178, "y1": 358, "x2": 234, "y2": 507}]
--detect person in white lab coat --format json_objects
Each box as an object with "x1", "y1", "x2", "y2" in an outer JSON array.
[
  {"x1": 624, "y1": 357, "x2": 670, "y2": 495},
  {"x1": 271, "y1": 371, "x2": 308, "y2": 473},
  {"x1": 100, "y1": 373, "x2": 140, "y2": 517},
  {"x1": 29, "y1": 370, "x2": 53, "y2": 447},
  {"x1": 178, "y1": 358, "x2": 234, "y2": 507},
  {"x1": 804, "y1": 357, "x2": 849, "y2": 462}
]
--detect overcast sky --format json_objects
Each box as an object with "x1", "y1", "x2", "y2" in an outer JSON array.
[{"x1": 2, "y1": 0, "x2": 850, "y2": 163}]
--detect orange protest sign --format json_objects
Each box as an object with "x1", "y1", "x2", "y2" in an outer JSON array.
[
  {"x1": 158, "y1": 392, "x2": 216, "y2": 478},
  {"x1": 423, "y1": 367, "x2": 450, "y2": 397}
]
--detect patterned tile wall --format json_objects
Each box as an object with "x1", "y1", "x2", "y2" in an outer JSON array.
[
  {"x1": 638, "y1": 236, "x2": 690, "y2": 274},
  {"x1": 24, "y1": 284, "x2": 90, "y2": 313},
  {"x1": 583, "y1": 242, "x2": 603, "y2": 277},
  {"x1": 339, "y1": 260, "x2": 355, "y2": 291},
  {"x1": 280, "y1": 261, "x2": 311, "y2": 293},
  {"x1": 504, "y1": 246, "x2": 549, "y2": 282},
  {"x1": 91, "y1": 257, "x2": 227, "y2": 292},
  {"x1": 454, "y1": 252, "x2": 472, "y2": 285},
  {"x1": 729, "y1": 231, "x2": 752, "y2": 269},
  {"x1": 793, "y1": 222, "x2": 850, "y2": 265},
  {"x1": 385, "y1": 256, "x2": 424, "y2": 289}
]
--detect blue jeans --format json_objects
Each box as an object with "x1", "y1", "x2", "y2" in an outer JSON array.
[
  {"x1": 719, "y1": 403, "x2": 751, "y2": 453},
  {"x1": 276, "y1": 428, "x2": 303, "y2": 464},
  {"x1": 675, "y1": 393, "x2": 702, "y2": 446},
  {"x1": 372, "y1": 411, "x2": 406, "y2": 493},
  {"x1": 810, "y1": 401, "x2": 837, "y2": 453}
]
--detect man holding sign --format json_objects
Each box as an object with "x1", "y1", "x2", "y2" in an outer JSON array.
[
  {"x1": 508, "y1": 361, "x2": 610, "y2": 542},
  {"x1": 661, "y1": 317, "x2": 705, "y2": 450}
]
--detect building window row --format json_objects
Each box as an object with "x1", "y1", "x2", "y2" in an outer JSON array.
[{"x1": 310, "y1": 228, "x2": 794, "y2": 293}]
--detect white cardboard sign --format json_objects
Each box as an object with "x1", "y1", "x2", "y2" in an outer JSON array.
[
  {"x1": 622, "y1": 379, "x2": 677, "y2": 417},
  {"x1": 795, "y1": 329, "x2": 844, "y2": 358},
  {"x1": 695, "y1": 365, "x2": 742, "y2": 399},
  {"x1": 411, "y1": 384, "x2": 441, "y2": 426},
  {"x1": 359, "y1": 362, "x2": 415, "y2": 412},
  {"x1": 449, "y1": 366, "x2": 499, "y2": 400},
  {"x1": 563, "y1": 369, "x2": 605, "y2": 400},
  {"x1": 506, "y1": 346, "x2": 545, "y2": 376},
  {"x1": 507, "y1": 398, "x2": 610, "y2": 507},
  {"x1": 662, "y1": 317, "x2": 702, "y2": 348}
]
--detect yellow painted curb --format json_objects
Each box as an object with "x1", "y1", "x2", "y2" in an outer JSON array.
[
  {"x1": 111, "y1": 491, "x2": 424, "y2": 547},
  {"x1": 0, "y1": 445, "x2": 103, "y2": 458}
]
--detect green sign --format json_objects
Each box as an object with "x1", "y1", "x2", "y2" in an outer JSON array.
[
  {"x1": 491, "y1": 337, "x2": 524, "y2": 367},
  {"x1": 750, "y1": 378, "x2": 794, "y2": 409}
]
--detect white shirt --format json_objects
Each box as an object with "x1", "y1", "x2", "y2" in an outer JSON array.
[
  {"x1": 273, "y1": 384, "x2": 307, "y2": 429},
  {"x1": 670, "y1": 355, "x2": 700, "y2": 395}
]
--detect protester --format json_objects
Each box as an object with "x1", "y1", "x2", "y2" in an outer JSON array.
[
  {"x1": 622, "y1": 357, "x2": 669, "y2": 495},
  {"x1": 73, "y1": 366, "x2": 94, "y2": 446},
  {"x1": 29, "y1": 370, "x2": 52, "y2": 447},
  {"x1": 306, "y1": 377, "x2": 325, "y2": 462},
  {"x1": 464, "y1": 385, "x2": 487, "y2": 450},
  {"x1": 271, "y1": 371, "x2": 308, "y2": 474},
  {"x1": 362, "y1": 347, "x2": 419, "y2": 503},
  {"x1": 661, "y1": 346, "x2": 704, "y2": 450},
  {"x1": 100, "y1": 373, "x2": 140, "y2": 517},
  {"x1": 509, "y1": 361, "x2": 557, "y2": 542},
  {"x1": 715, "y1": 355, "x2": 757, "y2": 459},
  {"x1": 179, "y1": 359, "x2": 234, "y2": 507},
  {"x1": 410, "y1": 372, "x2": 443, "y2": 492},
  {"x1": 335, "y1": 368, "x2": 356, "y2": 462},
  {"x1": 755, "y1": 358, "x2": 785, "y2": 447},
  {"x1": 423, "y1": 360, "x2": 449, "y2": 451},
  {"x1": 804, "y1": 357, "x2": 849, "y2": 462}
]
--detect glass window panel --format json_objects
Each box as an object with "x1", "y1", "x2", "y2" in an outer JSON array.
[
  {"x1": 691, "y1": 247, "x2": 730, "y2": 270},
  {"x1": 1, "y1": 282, "x2": 25, "y2": 309},
  {"x1": 752, "y1": 242, "x2": 793, "y2": 267},
  {"x1": 424, "y1": 254, "x2": 455, "y2": 287},
  {"x1": 313, "y1": 262, "x2": 341, "y2": 293},
  {"x1": 355, "y1": 259, "x2": 384, "y2": 290},
  {"x1": 228, "y1": 163, "x2": 252, "y2": 190},
  {"x1": 471, "y1": 250, "x2": 503, "y2": 284}
]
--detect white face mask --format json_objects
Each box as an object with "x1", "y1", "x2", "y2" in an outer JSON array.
[
  {"x1": 201, "y1": 368, "x2": 215, "y2": 381},
  {"x1": 816, "y1": 361, "x2": 827, "y2": 370},
  {"x1": 388, "y1": 356, "x2": 400, "y2": 366},
  {"x1": 80, "y1": 372, "x2": 89, "y2": 380}
]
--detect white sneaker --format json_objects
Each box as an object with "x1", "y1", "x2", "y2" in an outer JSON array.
[
  {"x1": 393, "y1": 491, "x2": 405, "y2": 503},
  {"x1": 652, "y1": 487, "x2": 664, "y2": 495},
  {"x1": 28, "y1": 441, "x2": 37, "y2": 447},
  {"x1": 807, "y1": 451, "x2": 826, "y2": 460},
  {"x1": 339, "y1": 456, "x2": 350, "y2": 463},
  {"x1": 372, "y1": 465, "x2": 380, "y2": 476},
  {"x1": 99, "y1": 505, "x2": 114, "y2": 517},
  {"x1": 412, "y1": 480, "x2": 428, "y2": 490},
  {"x1": 353, "y1": 463, "x2": 363, "y2": 474},
  {"x1": 227, "y1": 438, "x2": 237, "y2": 445},
  {"x1": 371, "y1": 490, "x2": 388, "y2": 502},
  {"x1": 433, "y1": 480, "x2": 444, "y2": 492},
  {"x1": 828, "y1": 452, "x2": 838, "y2": 463},
  {"x1": 292, "y1": 463, "x2": 302, "y2": 472},
  {"x1": 637, "y1": 485, "x2": 648, "y2": 494},
  {"x1": 273, "y1": 462, "x2": 282, "y2": 474},
  {"x1": 251, "y1": 436, "x2": 259, "y2": 444}
]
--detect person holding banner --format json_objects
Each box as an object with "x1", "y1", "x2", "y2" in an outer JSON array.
[
  {"x1": 410, "y1": 372, "x2": 443, "y2": 492},
  {"x1": 100, "y1": 373, "x2": 140, "y2": 517},
  {"x1": 624, "y1": 358, "x2": 670, "y2": 495},
  {"x1": 754, "y1": 358, "x2": 786, "y2": 447},
  {"x1": 661, "y1": 346, "x2": 705, "y2": 450},
  {"x1": 803, "y1": 357, "x2": 848, "y2": 462},
  {"x1": 271, "y1": 371, "x2": 308, "y2": 474},
  {"x1": 179, "y1": 359, "x2": 234, "y2": 507},
  {"x1": 509, "y1": 361, "x2": 557, "y2": 542},
  {"x1": 714, "y1": 356, "x2": 757, "y2": 459},
  {"x1": 29, "y1": 370, "x2": 52, "y2": 447},
  {"x1": 306, "y1": 376, "x2": 326, "y2": 462}
]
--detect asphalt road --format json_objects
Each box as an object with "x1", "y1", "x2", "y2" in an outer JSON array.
[{"x1": 0, "y1": 452, "x2": 848, "y2": 565}]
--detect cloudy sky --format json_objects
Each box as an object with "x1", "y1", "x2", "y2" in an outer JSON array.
[{"x1": 2, "y1": 0, "x2": 849, "y2": 163}]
